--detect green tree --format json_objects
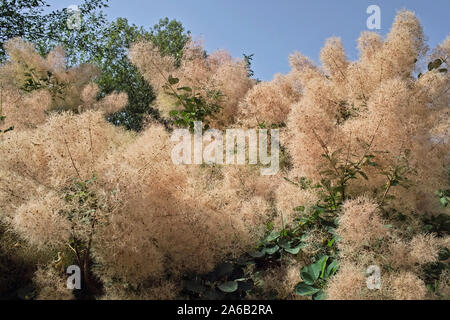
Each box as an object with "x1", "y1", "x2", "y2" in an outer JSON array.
[
  {"x1": 0, "y1": 0, "x2": 49, "y2": 61},
  {"x1": 1, "y1": 0, "x2": 190, "y2": 131},
  {"x1": 149, "y1": 17, "x2": 191, "y2": 66},
  {"x1": 94, "y1": 17, "x2": 191, "y2": 131},
  {"x1": 0, "y1": 0, "x2": 109, "y2": 64},
  {"x1": 35, "y1": 0, "x2": 109, "y2": 66}
]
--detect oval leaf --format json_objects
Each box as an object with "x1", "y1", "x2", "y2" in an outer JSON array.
[
  {"x1": 300, "y1": 266, "x2": 316, "y2": 285},
  {"x1": 325, "y1": 260, "x2": 339, "y2": 279},
  {"x1": 249, "y1": 250, "x2": 265, "y2": 258},
  {"x1": 278, "y1": 238, "x2": 291, "y2": 249},
  {"x1": 168, "y1": 75, "x2": 179, "y2": 85},
  {"x1": 265, "y1": 230, "x2": 280, "y2": 242},
  {"x1": 218, "y1": 281, "x2": 238, "y2": 293},
  {"x1": 294, "y1": 283, "x2": 321, "y2": 296},
  {"x1": 284, "y1": 244, "x2": 302, "y2": 255},
  {"x1": 313, "y1": 290, "x2": 327, "y2": 300}
]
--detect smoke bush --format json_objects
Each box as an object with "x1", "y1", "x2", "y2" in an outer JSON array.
[{"x1": 0, "y1": 10, "x2": 448, "y2": 300}]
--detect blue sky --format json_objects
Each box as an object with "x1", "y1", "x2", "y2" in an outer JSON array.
[{"x1": 47, "y1": 0, "x2": 450, "y2": 81}]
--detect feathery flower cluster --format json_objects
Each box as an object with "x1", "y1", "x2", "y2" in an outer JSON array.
[
  {"x1": 0, "y1": 10, "x2": 448, "y2": 300},
  {"x1": 129, "y1": 41, "x2": 254, "y2": 127}
]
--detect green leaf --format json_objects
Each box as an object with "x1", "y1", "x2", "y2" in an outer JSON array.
[
  {"x1": 169, "y1": 110, "x2": 179, "y2": 117},
  {"x1": 440, "y1": 197, "x2": 449, "y2": 207},
  {"x1": 319, "y1": 256, "x2": 329, "y2": 279},
  {"x1": 294, "y1": 283, "x2": 321, "y2": 296},
  {"x1": 310, "y1": 258, "x2": 324, "y2": 280},
  {"x1": 264, "y1": 230, "x2": 280, "y2": 242},
  {"x1": 3, "y1": 126, "x2": 14, "y2": 133},
  {"x1": 325, "y1": 260, "x2": 339, "y2": 279},
  {"x1": 428, "y1": 59, "x2": 442, "y2": 71},
  {"x1": 249, "y1": 250, "x2": 265, "y2": 258},
  {"x1": 177, "y1": 86, "x2": 192, "y2": 92},
  {"x1": 278, "y1": 238, "x2": 291, "y2": 249},
  {"x1": 313, "y1": 290, "x2": 327, "y2": 300},
  {"x1": 284, "y1": 244, "x2": 303, "y2": 255},
  {"x1": 294, "y1": 206, "x2": 305, "y2": 212},
  {"x1": 217, "y1": 281, "x2": 238, "y2": 293},
  {"x1": 312, "y1": 206, "x2": 326, "y2": 214},
  {"x1": 327, "y1": 237, "x2": 336, "y2": 248},
  {"x1": 264, "y1": 245, "x2": 280, "y2": 255},
  {"x1": 433, "y1": 59, "x2": 443, "y2": 68},
  {"x1": 168, "y1": 75, "x2": 179, "y2": 85},
  {"x1": 300, "y1": 266, "x2": 317, "y2": 285}
]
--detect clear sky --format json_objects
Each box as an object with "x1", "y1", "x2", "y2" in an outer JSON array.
[{"x1": 46, "y1": 0, "x2": 450, "y2": 81}]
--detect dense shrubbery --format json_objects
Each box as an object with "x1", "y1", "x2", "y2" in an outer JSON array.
[{"x1": 0, "y1": 10, "x2": 449, "y2": 300}]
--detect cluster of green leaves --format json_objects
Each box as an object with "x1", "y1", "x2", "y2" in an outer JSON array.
[
  {"x1": 437, "y1": 190, "x2": 450, "y2": 208},
  {"x1": 183, "y1": 262, "x2": 253, "y2": 300},
  {"x1": 21, "y1": 64, "x2": 68, "y2": 103},
  {"x1": 149, "y1": 17, "x2": 191, "y2": 67},
  {"x1": 423, "y1": 213, "x2": 450, "y2": 236},
  {"x1": 246, "y1": 196, "x2": 340, "y2": 299},
  {"x1": 313, "y1": 127, "x2": 417, "y2": 208},
  {"x1": 249, "y1": 227, "x2": 307, "y2": 260},
  {"x1": 182, "y1": 141, "x2": 421, "y2": 300},
  {"x1": 251, "y1": 198, "x2": 340, "y2": 261},
  {"x1": 336, "y1": 100, "x2": 362, "y2": 124},
  {"x1": 182, "y1": 208, "x2": 327, "y2": 300},
  {"x1": 294, "y1": 255, "x2": 339, "y2": 300},
  {"x1": 94, "y1": 17, "x2": 191, "y2": 131},
  {"x1": 0, "y1": 0, "x2": 49, "y2": 61},
  {"x1": 418, "y1": 58, "x2": 448, "y2": 78},
  {"x1": 281, "y1": 175, "x2": 354, "y2": 300},
  {"x1": 428, "y1": 58, "x2": 448, "y2": 73},
  {"x1": 314, "y1": 133, "x2": 380, "y2": 204},
  {"x1": 0, "y1": 0, "x2": 109, "y2": 64},
  {"x1": 46, "y1": 13, "x2": 191, "y2": 131},
  {"x1": 423, "y1": 247, "x2": 450, "y2": 298},
  {"x1": 423, "y1": 178, "x2": 450, "y2": 298},
  {"x1": 243, "y1": 53, "x2": 255, "y2": 78},
  {"x1": 60, "y1": 175, "x2": 103, "y2": 297},
  {"x1": 165, "y1": 76, "x2": 223, "y2": 130},
  {"x1": 379, "y1": 149, "x2": 417, "y2": 205},
  {"x1": 35, "y1": 0, "x2": 110, "y2": 66},
  {"x1": 62, "y1": 175, "x2": 100, "y2": 225},
  {"x1": 92, "y1": 17, "x2": 157, "y2": 131}
]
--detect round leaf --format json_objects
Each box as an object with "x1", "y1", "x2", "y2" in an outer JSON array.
[
  {"x1": 300, "y1": 266, "x2": 317, "y2": 285},
  {"x1": 218, "y1": 281, "x2": 238, "y2": 293}
]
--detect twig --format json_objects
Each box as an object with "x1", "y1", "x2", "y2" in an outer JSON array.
[{"x1": 61, "y1": 125, "x2": 82, "y2": 180}]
